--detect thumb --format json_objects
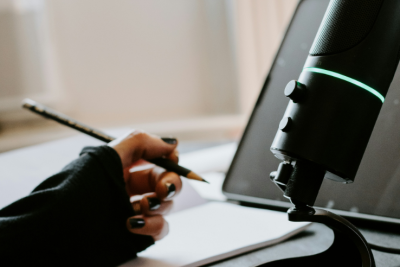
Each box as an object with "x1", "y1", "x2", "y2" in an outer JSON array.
[{"x1": 109, "y1": 130, "x2": 178, "y2": 168}]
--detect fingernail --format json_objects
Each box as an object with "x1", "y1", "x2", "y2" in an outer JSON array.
[
  {"x1": 166, "y1": 183, "x2": 176, "y2": 198},
  {"x1": 161, "y1": 137, "x2": 177, "y2": 145},
  {"x1": 147, "y1": 198, "x2": 161, "y2": 211},
  {"x1": 129, "y1": 218, "x2": 145, "y2": 229}
]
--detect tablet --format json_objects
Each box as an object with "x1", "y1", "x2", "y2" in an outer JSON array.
[{"x1": 223, "y1": 0, "x2": 400, "y2": 225}]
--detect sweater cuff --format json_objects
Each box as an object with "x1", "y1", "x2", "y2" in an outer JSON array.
[
  {"x1": 80, "y1": 145, "x2": 124, "y2": 185},
  {"x1": 79, "y1": 145, "x2": 155, "y2": 254}
]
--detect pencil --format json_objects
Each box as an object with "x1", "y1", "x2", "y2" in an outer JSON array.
[{"x1": 22, "y1": 98, "x2": 208, "y2": 183}]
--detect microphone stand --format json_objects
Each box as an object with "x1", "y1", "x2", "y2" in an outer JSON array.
[
  {"x1": 256, "y1": 166, "x2": 375, "y2": 267},
  {"x1": 256, "y1": 205, "x2": 375, "y2": 267}
]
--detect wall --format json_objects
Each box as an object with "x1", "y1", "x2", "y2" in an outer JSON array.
[
  {"x1": 45, "y1": 0, "x2": 239, "y2": 126},
  {"x1": 43, "y1": 0, "x2": 297, "y2": 126},
  {"x1": 0, "y1": 0, "x2": 298, "y2": 151}
]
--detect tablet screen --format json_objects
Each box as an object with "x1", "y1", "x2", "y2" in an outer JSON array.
[{"x1": 223, "y1": 0, "x2": 400, "y2": 222}]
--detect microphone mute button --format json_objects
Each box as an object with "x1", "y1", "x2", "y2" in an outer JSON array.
[{"x1": 284, "y1": 80, "x2": 306, "y2": 103}]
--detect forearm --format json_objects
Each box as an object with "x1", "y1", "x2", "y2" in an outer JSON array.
[{"x1": 0, "y1": 146, "x2": 153, "y2": 267}]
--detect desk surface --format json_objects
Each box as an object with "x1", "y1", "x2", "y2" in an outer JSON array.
[{"x1": 1, "y1": 135, "x2": 400, "y2": 267}]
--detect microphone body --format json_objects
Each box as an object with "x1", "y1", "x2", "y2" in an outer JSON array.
[{"x1": 271, "y1": 0, "x2": 400, "y2": 190}]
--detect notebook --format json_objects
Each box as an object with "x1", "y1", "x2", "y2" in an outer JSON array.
[{"x1": 120, "y1": 201, "x2": 310, "y2": 267}]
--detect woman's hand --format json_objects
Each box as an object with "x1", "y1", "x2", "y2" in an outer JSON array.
[{"x1": 108, "y1": 130, "x2": 181, "y2": 241}]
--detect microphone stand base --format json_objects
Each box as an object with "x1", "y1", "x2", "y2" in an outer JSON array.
[{"x1": 255, "y1": 207, "x2": 375, "y2": 267}]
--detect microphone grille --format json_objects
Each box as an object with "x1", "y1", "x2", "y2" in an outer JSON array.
[{"x1": 310, "y1": 0, "x2": 383, "y2": 56}]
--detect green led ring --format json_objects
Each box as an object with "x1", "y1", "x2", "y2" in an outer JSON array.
[{"x1": 302, "y1": 67, "x2": 385, "y2": 103}]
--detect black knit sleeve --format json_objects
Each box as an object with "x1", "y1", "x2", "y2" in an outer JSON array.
[{"x1": 0, "y1": 145, "x2": 154, "y2": 267}]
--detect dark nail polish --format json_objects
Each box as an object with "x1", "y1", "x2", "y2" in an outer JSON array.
[
  {"x1": 166, "y1": 183, "x2": 176, "y2": 198},
  {"x1": 161, "y1": 137, "x2": 177, "y2": 145},
  {"x1": 148, "y1": 198, "x2": 161, "y2": 211},
  {"x1": 129, "y1": 218, "x2": 145, "y2": 229}
]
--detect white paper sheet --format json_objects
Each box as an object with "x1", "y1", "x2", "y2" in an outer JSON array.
[
  {"x1": 121, "y1": 202, "x2": 310, "y2": 267},
  {"x1": 188, "y1": 172, "x2": 227, "y2": 201}
]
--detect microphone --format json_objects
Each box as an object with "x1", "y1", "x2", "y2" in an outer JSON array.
[{"x1": 270, "y1": 0, "x2": 400, "y2": 207}]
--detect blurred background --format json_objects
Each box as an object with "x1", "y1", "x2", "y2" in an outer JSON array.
[{"x1": 0, "y1": 0, "x2": 296, "y2": 153}]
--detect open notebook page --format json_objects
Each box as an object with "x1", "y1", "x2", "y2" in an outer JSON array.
[{"x1": 121, "y1": 202, "x2": 310, "y2": 267}]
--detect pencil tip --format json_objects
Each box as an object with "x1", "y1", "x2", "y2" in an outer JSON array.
[
  {"x1": 186, "y1": 171, "x2": 209, "y2": 183},
  {"x1": 202, "y1": 178, "x2": 210, "y2": 184}
]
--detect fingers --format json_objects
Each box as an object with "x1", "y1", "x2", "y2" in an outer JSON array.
[
  {"x1": 165, "y1": 148, "x2": 179, "y2": 164},
  {"x1": 126, "y1": 167, "x2": 183, "y2": 197},
  {"x1": 132, "y1": 193, "x2": 173, "y2": 216},
  {"x1": 108, "y1": 130, "x2": 178, "y2": 169},
  {"x1": 109, "y1": 131, "x2": 179, "y2": 242},
  {"x1": 127, "y1": 182, "x2": 176, "y2": 242},
  {"x1": 155, "y1": 171, "x2": 182, "y2": 200},
  {"x1": 126, "y1": 170, "x2": 181, "y2": 242},
  {"x1": 127, "y1": 215, "x2": 169, "y2": 241},
  {"x1": 125, "y1": 167, "x2": 163, "y2": 196}
]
